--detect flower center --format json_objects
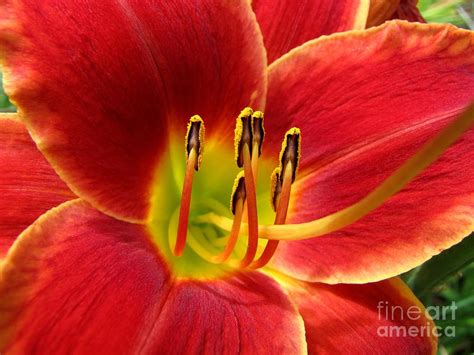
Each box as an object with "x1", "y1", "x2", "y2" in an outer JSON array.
[{"x1": 147, "y1": 108, "x2": 301, "y2": 279}]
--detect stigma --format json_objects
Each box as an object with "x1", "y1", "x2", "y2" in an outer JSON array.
[{"x1": 173, "y1": 108, "x2": 301, "y2": 269}]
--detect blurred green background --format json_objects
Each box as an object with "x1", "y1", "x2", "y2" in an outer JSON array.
[{"x1": 0, "y1": 1, "x2": 473, "y2": 354}]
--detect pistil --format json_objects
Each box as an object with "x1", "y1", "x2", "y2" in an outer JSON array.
[{"x1": 174, "y1": 115, "x2": 205, "y2": 256}]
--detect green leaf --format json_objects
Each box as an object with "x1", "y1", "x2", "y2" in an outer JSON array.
[
  {"x1": 419, "y1": 0, "x2": 471, "y2": 28},
  {"x1": 0, "y1": 71, "x2": 15, "y2": 111},
  {"x1": 408, "y1": 234, "x2": 474, "y2": 298}
]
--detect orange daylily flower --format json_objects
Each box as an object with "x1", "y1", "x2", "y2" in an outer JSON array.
[{"x1": 0, "y1": 0, "x2": 473, "y2": 353}]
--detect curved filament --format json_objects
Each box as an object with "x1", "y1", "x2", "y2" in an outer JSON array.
[
  {"x1": 239, "y1": 143, "x2": 259, "y2": 267},
  {"x1": 174, "y1": 149, "x2": 197, "y2": 256}
]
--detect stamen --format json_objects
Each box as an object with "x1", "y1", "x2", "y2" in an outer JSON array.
[
  {"x1": 174, "y1": 115, "x2": 205, "y2": 256},
  {"x1": 252, "y1": 128, "x2": 301, "y2": 268},
  {"x1": 234, "y1": 108, "x2": 259, "y2": 267},
  {"x1": 279, "y1": 127, "x2": 301, "y2": 183},
  {"x1": 234, "y1": 107, "x2": 254, "y2": 168}
]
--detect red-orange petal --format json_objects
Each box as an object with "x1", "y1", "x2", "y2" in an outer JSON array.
[
  {"x1": 0, "y1": 200, "x2": 305, "y2": 353},
  {"x1": 252, "y1": 0, "x2": 369, "y2": 63},
  {"x1": 368, "y1": 0, "x2": 425, "y2": 27},
  {"x1": 285, "y1": 277, "x2": 437, "y2": 354},
  {"x1": 0, "y1": 114, "x2": 74, "y2": 257},
  {"x1": 0, "y1": 0, "x2": 266, "y2": 222},
  {"x1": 264, "y1": 21, "x2": 474, "y2": 283},
  {"x1": 141, "y1": 276, "x2": 306, "y2": 353}
]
